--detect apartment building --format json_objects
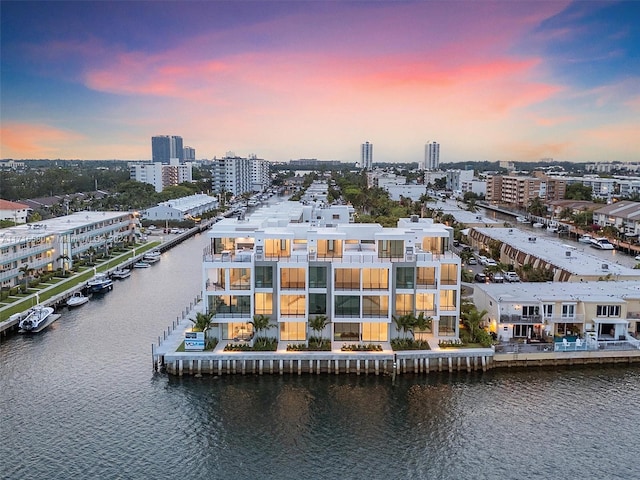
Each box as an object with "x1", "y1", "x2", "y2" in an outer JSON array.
[
  {"x1": 487, "y1": 175, "x2": 566, "y2": 208},
  {"x1": 211, "y1": 154, "x2": 270, "y2": 197},
  {"x1": 129, "y1": 162, "x2": 193, "y2": 192},
  {"x1": 593, "y1": 201, "x2": 640, "y2": 237},
  {"x1": 143, "y1": 194, "x2": 218, "y2": 221},
  {"x1": 1, "y1": 211, "x2": 136, "y2": 288},
  {"x1": 473, "y1": 281, "x2": 640, "y2": 342},
  {"x1": 202, "y1": 204, "x2": 461, "y2": 344}
]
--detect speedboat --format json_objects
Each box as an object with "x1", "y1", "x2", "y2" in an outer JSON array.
[
  {"x1": 143, "y1": 250, "x2": 161, "y2": 263},
  {"x1": 87, "y1": 273, "x2": 114, "y2": 293},
  {"x1": 547, "y1": 225, "x2": 559, "y2": 233},
  {"x1": 532, "y1": 222, "x2": 544, "y2": 228},
  {"x1": 111, "y1": 268, "x2": 131, "y2": 279},
  {"x1": 66, "y1": 292, "x2": 89, "y2": 308},
  {"x1": 590, "y1": 237, "x2": 614, "y2": 250},
  {"x1": 133, "y1": 261, "x2": 150, "y2": 268},
  {"x1": 18, "y1": 306, "x2": 55, "y2": 332},
  {"x1": 578, "y1": 234, "x2": 594, "y2": 244},
  {"x1": 516, "y1": 216, "x2": 529, "y2": 223}
]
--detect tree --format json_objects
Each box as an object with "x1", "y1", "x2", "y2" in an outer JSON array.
[
  {"x1": 527, "y1": 197, "x2": 547, "y2": 217},
  {"x1": 57, "y1": 254, "x2": 70, "y2": 276},
  {"x1": 19, "y1": 264, "x2": 34, "y2": 293},
  {"x1": 190, "y1": 311, "x2": 214, "y2": 333},
  {"x1": 461, "y1": 307, "x2": 490, "y2": 346},
  {"x1": 249, "y1": 314, "x2": 274, "y2": 340},
  {"x1": 393, "y1": 312, "x2": 431, "y2": 339},
  {"x1": 308, "y1": 315, "x2": 329, "y2": 348},
  {"x1": 565, "y1": 183, "x2": 592, "y2": 201}
]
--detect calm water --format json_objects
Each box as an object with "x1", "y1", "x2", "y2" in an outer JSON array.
[{"x1": 1, "y1": 232, "x2": 639, "y2": 480}]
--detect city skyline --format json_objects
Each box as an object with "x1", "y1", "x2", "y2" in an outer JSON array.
[{"x1": 1, "y1": 1, "x2": 639, "y2": 163}]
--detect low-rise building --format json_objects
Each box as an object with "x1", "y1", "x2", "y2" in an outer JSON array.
[
  {"x1": 0, "y1": 199, "x2": 30, "y2": 224},
  {"x1": 593, "y1": 201, "x2": 640, "y2": 237},
  {"x1": 143, "y1": 194, "x2": 218, "y2": 221},
  {"x1": 202, "y1": 202, "x2": 461, "y2": 345},
  {"x1": 473, "y1": 281, "x2": 640, "y2": 342}
]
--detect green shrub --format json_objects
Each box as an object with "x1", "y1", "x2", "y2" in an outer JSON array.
[
  {"x1": 340, "y1": 343, "x2": 382, "y2": 352},
  {"x1": 391, "y1": 338, "x2": 430, "y2": 351}
]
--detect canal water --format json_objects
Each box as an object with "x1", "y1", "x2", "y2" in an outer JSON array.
[{"x1": 1, "y1": 232, "x2": 639, "y2": 480}]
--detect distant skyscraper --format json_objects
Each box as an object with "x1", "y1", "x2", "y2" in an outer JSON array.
[
  {"x1": 184, "y1": 146, "x2": 196, "y2": 161},
  {"x1": 425, "y1": 141, "x2": 440, "y2": 170},
  {"x1": 152, "y1": 135, "x2": 184, "y2": 163},
  {"x1": 361, "y1": 141, "x2": 373, "y2": 171}
]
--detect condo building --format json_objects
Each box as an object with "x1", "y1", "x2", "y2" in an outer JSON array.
[
  {"x1": 202, "y1": 200, "x2": 461, "y2": 345},
  {"x1": 152, "y1": 135, "x2": 184, "y2": 163},
  {"x1": 424, "y1": 141, "x2": 440, "y2": 171},
  {"x1": 211, "y1": 153, "x2": 270, "y2": 197},
  {"x1": 361, "y1": 142, "x2": 373, "y2": 171},
  {"x1": 1, "y1": 212, "x2": 137, "y2": 288},
  {"x1": 129, "y1": 162, "x2": 193, "y2": 193}
]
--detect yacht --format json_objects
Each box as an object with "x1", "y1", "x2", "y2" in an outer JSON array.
[
  {"x1": 133, "y1": 261, "x2": 150, "y2": 268},
  {"x1": 66, "y1": 292, "x2": 89, "y2": 308},
  {"x1": 18, "y1": 306, "x2": 56, "y2": 332},
  {"x1": 590, "y1": 237, "x2": 614, "y2": 250},
  {"x1": 143, "y1": 250, "x2": 161, "y2": 264},
  {"x1": 111, "y1": 268, "x2": 131, "y2": 279},
  {"x1": 87, "y1": 273, "x2": 114, "y2": 293},
  {"x1": 578, "y1": 234, "x2": 594, "y2": 244}
]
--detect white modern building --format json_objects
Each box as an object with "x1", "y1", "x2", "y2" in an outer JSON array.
[
  {"x1": 143, "y1": 194, "x2": 218, "y2": 221},
  {"x1": 445, "y1": 169, "x2": 473, "y2": 192},
  {"x1": 202, "y1": 203, "x2": 461, "y2": 345},
  {"x1": 129, "y1": 162, "x2": 193, "y2": 193},
  {"x1": 1, "y1": 211, "x2": 137, "y2": 288},
  {"x1": 424, "y1": 141, "x2": 440, "y2": 171},
  {"x1": 0, "y1": 199, "x2": 30, "y2": 224},
  {"x1": 211, "y1": 153, "x2": 270, "y2": 197},
  {"x1": 361, "y1": 142, "x2": 373, "y2": 171}
]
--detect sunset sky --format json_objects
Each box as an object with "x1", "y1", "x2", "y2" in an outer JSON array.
[{"x1": 1, "y1": 1, "x2": 639, "y2": 163}]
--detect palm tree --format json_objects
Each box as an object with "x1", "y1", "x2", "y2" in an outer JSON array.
[
  {"x1": 19, "y1": 264, "x2": 34, "y2": 294},
  {"x1": 527, "y1": 197, "x2": 547, "y2": 217},
  {"x1": 308, "y1": 314, "x2": 329, "y2": 348},
  {"x1": 249, "y1": 314, "x2": 274, "y2": 340},
  {"x1": 190, "y1": 311, "x2": 214, "y2": 332},
  {"x1": 461, "y1": 307, "x2": 488, "y2": 344},
  {"x1": 57, "y1": 254, "x2": 70, "y2": 277}
]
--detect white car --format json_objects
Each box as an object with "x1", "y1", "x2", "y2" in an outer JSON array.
[
  {"x1": 485, "y1": 259, "x2": 497, "y2": 267},
  {"x1": 635, "y1": 255, "x2": 640, "y2": 262},
  {"x1": 477, "y1": 255, "x2": 488, "y2": 265},
  {"x1": 503, "y1": 271, "x2": 520, "y2": 282}
]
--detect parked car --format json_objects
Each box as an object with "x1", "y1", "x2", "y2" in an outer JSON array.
[
  {"x1": 474, "y1": 273, "x2": 487, "y2": 283},
  {"x1": 489, "y1": 271, "x2": 504, "y2": 283},
  {"x1": 485, "y1": 259, "x2": 497, "y2": 267},
  {"x1": 477, "y1": 255, "x2": 488, "y2": 265},
  {"x1": 467, "y1": 257, "x2": 477, "y2": 265},
  {"x1": 503, "y1": 271, "x2": 520, "y2": 282}
]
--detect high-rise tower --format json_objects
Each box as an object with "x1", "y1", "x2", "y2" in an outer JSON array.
[
  {"x1": 152, "y1": 135, "x2": 184, "y2": 163},
  {"x1": 425, "y1": 141, "x2": 440, "y2": 170},
  {"x1": 361, "y1": 141, "x2": 373, "y2": 171}
]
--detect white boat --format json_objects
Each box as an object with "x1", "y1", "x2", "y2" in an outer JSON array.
[
  {"x1": 87, "y1": 273, "x2": 114, "y2": 293},
  {"x1": 547, "y1": 225, "x2": 559, "y2": 233},
  {"x1": 18, "y1": 306, "x2": 56, "y2": 332},
  {"x1": 66, "y1": 292, "x2": 89, "y2": 308},
  {"x1": 578, "y1": 234, "x2": 593, "y2": 244},
  {"x1": 143, "y1": 250, "x2": 161, "y2": 263},
  {"x1": 111, "y1": 268, "x2": 131, "y2": 279},
  {"x1": 532, "y1": 222, "x2": 544, "y2": 228},
  {"x1": 516, "y1": 216, "x2": 529, "y2": 223},
  {"x1": 133, "y1": 261, "x2": 150, "y2": 268},
  {"x1": 590, "y1": 237, "x2": 614, "y2": 250}
]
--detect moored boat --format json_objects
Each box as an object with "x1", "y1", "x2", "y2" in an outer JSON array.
[
  {"x1": 87, "y1": 273, "x2": 113, "y2": 293},
  {"x1": 590, "y1": 237, "x2": 614, "y2": 250},
  {"x1": 516, "y1": 216, "x2": 529, "y2": 223},
  {"x1": 532, "y1": 222, "x2": 544, "y2": 228},
  {"x1": 111, "y1": 268, "x2": 131, "y2": 279},
  {"x1": 578, "y1": 234, "x2": 594, "y2": 244},
  {"x1": 143, "y1": 250, "x2": 161, "y2": 263},
  {"x1": 133, "y1": 261, "x2": 150, "y2": 268},
  {"x1": 66, "y1": 292, "x2": 89, "y2": 308},
  {"x1": 18, "y1": 306, "x2": 56, "y2": 332}
]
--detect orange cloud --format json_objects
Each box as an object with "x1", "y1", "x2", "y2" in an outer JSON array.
[{"x1": 0, "y1": 123, "x2": 84, "y2": 158}]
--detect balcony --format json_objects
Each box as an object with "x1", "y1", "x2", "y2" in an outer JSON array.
[{"x1": 500, "y1": 314, "x2": 543, "y2": 324}]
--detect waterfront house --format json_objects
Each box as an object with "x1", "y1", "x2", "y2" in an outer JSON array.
[{"x1": 202, "y1": 200, "x2": 462, "y2": 346}]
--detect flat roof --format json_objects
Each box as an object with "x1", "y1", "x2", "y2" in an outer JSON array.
[{"x1": 473, "y1": 227, "x2": 637, "y2": 277}]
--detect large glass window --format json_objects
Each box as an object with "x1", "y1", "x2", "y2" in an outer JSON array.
[
  {"x1": 363, "y1": 268, "x2": 389, "y2": 290},
  {"x1": 335, "y1": 268, "x2": 360, "y2": 290},
  {"x1": 417, "y1": 267, "x2": 436, "y2": 288},
  {"x1": 229, "y1": 268, "x2": 251, "y2": 290},
  {"x1": 362, "y1": 322, "x2": 388, "y2": 342},
  {"x1": 281, "y1": 267, "x2": 306, "y2": 289},
  {"x1": 254, "y1": 266, "x2": 273, "y2": 288},
  {"x1": 440, "y1": 264, "x2": 458, "y2": 285},
  {"x1": 335, "y1": 295, "x2": 360, "y2": 317},
  {"x1": 416, "y1": 293, "x2": 436, "y2": 316},
  {"x1": 439, "y1": 316, "x2": 456, "y2": 335},
  {"x1": 596, "y1": 305, "x2": 621, "y2": 317},
  {"x1": 395, "y1": 294, "x2": 414, "y2": 316},
  {"x1": 309, "y1": 293, "x2": 327, "y2": 315},
  {"x1": 334, "y1": 322, "x2": 360, "y2": 341},
  {"x1": 395, "y1": 267, "x2": 415, "y2": 289},
  {"x1": 363, "y1": 295, "x2": 389, "y2": 317},
  {"x1": 265, "y1": 238, "x2": 290, "y2": 257},
  {"x1": 562, "y1": 304, "x2": 576, "y2": 318},
  {"x1": 280, "y1": 322, "x2": 306, "y2": 341},
  {"x1": 317, "y1": 239, "x2": 342, "y2": 258},
  {"x1": 309, "y1": 266, "x2": 327, "y2": 288},
  {"x1": 439, "y1": 290, "x2": 457, "y2": 311},
  {"x1": 280, "y1": 294, "x2": 306, "y2": 317},
  {"x1": 422, "y1": 237, "x2": 444, "y2": 254},
  {"x1": 223, "y1": 322, "x2": 253, "y2": 340},
  {"x1": 254, "y1": 292, "x2": 273, "y2": 315},
  {"x1": 543, "y1": 304, "x2": 553, "y2": 318},
  {"x1": 213, "y1": 237, "x2": 235, "y2": 254},
  {"x1": 206, "y1": 268, "x2": 225, "y2": 291},
  {"x1": 378, "y1": 239, "x2": 404, "y2": 258},
  {"x1": 209, "y1": 295, "x2": 251, "y2": 316}
]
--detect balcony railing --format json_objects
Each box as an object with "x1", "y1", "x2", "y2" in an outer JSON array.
[{"x1": 500, "y1": 314, "x2": 543, "y2": 324}]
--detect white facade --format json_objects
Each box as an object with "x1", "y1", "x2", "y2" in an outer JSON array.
[
  {"x1": 0, "y1": 200, "x2": 30, "y2": 224},
  {"x1": 129, "y1": 162, "x2": 193, "y2": 192},
  {"x1": 143, "y1": 194, "x2": 218, "y2": 221},
  {"x1": 425, "y1": 141, "x2": 440, "y2": 170},
  {"x1": 211, "y1": 154, "x2": 269, "y2": 197},
  {"x1": 1, "y1": 212, "x2": 136, "y2": 288},
  {"x1": 361, "y1": 142, "x2": 373, "y2": 171},
  {"x1": 446, "y1": 169, "x2": 473, "y2": 192},
  {"x1": 203, "y1": 204, "x2": 461, "y2": 344},
  {"x1": 385, "y1": 184, "x2": 428, "y2": 201},
  {"x1": 460, "y1": 180, "x2": 487, "y2": 197}
]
